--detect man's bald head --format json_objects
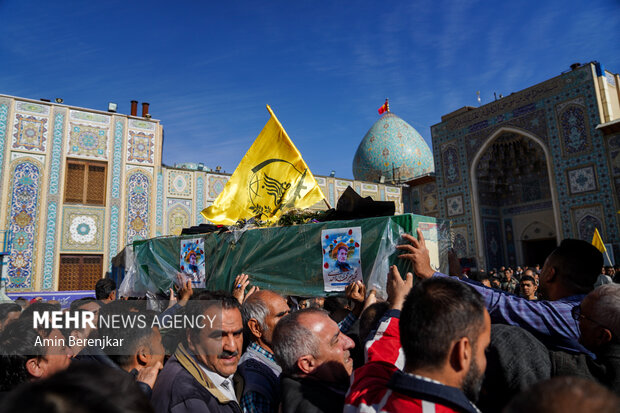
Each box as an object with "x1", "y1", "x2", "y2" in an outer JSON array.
[{"x1": 241, "y1": 289, "x2": 289, "y2": 352}]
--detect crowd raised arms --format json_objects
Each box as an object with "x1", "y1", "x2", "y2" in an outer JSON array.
[{"x1": 0, "y1": 232, "x2": 620, "y2": 413}]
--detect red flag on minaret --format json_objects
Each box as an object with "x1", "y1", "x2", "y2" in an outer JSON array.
[{"x1": 378, "y1": 99, "x2": 389, "y2": 114}]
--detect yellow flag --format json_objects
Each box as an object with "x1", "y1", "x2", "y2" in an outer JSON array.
[
  {"x1": 201, "y1": 105, "x2": 325, "y2": 225},
  {"x1": 592, "y1": 228, "x2": 606, "y2": 254}
]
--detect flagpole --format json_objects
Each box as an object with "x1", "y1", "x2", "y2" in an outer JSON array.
[{"x1": 604, "y1": 249, "x2": 612, "y2": 266}]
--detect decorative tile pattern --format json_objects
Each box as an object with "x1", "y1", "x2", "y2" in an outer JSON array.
[
  {"x1": 0, "y1": 104, "x2": 8, "y2": 197},
  {"x1": 42, "y1": 202, "x2": 56, "y2": 290},
  {"x1": 126, "y1": 171, "x2": 151, "y2": 243},
  {"x1": 68, "y1": 122, "x2": 108, "y2": 159},
  {"x1": 13, "y1": 113, "x2": 48, "y2": 152},
  {"x1": 11, "y1": 151, "x2": 45, "y2": 163},
  {"x1": 61, "y1": 206, "x2": 105, "y2": 251},
  {"x1": 156, "y1": 172, "x2": 163, "y2": 236},
  {"x1": 430, "y1": 66, "x2": 620, "y2": 268},
  {"x1": 48, "y1": 113, "x2": 64, "y2": 195},
  {"x1": 504, "y1": 219, "x2": 516, "y2": 265},
  {"x1": 572, "y1": 205, "x2": 604, "y2": 241},
  {"x1": 127, "y1": 130, "x2": 154, "y2": 164},
  {"x1": 567, "y1": 165, "x2": 597, "y2": 194},
  {"x1": 501, "y1": 201, "x2": 553, "y2": 216},
  {"x1": 16, "y1": 101, "x2": 50, "y2": 115},
  {"x1": 464, "y1": 110, "x2": 548, "y2": 164},
  {"x1": 422, "y1": 194, "x2": 438, "y2": 214},
  {"x1": 196, "y1": 176, "x2": 205, "y2": 224},
  {"x1": 557, "y1": 103, "x2": 590, "y2": 156},
  {"x1": 441, "y1": 143, "x2": 461, "y2": 185},
  {"x1": 167, "y1": 170, "x2": 193, "y2": 198},
  {"x1": 444, "y1": 75, "x2": 564, "y2": 131},
  {"x1": 7, "y1": 160, "x2": 42, "y2": 289},
  {"x1": 446, "y1": 194, "x2": 464, "y2": 217},
  {"x1": 483, "y1": 219, "x2": 504, "y2": 270},
  {"x1": 610, "y1": 149, "x2": 620, "y2": 176},
  {"x1": 166, "y1": 199, "x2": 191, "y2": 236},
  {"x1": 207, "y1": 175, "x2": 228, "y2": 199},
  {"x1": 42, "y1": 111, "x2": 66, "y2": 290},
  {"x1": 70, "y1": 110, "x2": 110, "y2": 124},
  {"x1": 353, "y1": 112, "x2": 434, "y2": 182},
  {"x1": 111, "y1": 121, "x2": 124, "y2": 198},
  {"x1": 451, "y1": 226, "x2": 468, "y2": 258},
  {"x1": 109, "y1": 205, "x2": 119, "y2": 267},
  {"x1": 129, "y1": 119, "x2": 155, "y2": 130}
]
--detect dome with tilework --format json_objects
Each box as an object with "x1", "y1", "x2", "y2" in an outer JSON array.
[{"x1": 352, "y1": 112, "x2": 434, "y2": 183}]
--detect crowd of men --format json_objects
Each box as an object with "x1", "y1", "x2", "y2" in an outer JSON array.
[
  {"x1": 467, "y1": 262, "x2": 619, "y2": 301},
  {"x1": 0, "y1": 232, "x2": 619, "y2": 412}
]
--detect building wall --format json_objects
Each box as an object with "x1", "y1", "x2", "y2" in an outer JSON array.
[
  {"x1": 431, "y1": 62, "x2": 620, "y2": 267},
  {"x1": 0, "y1": 95, "x2": 162, "y2": 292},
  {"x1": 0, "y1": 93, "x2": 405, "y2": 292},
  {"x1": 158, "y1": 169, "x2": 404, "y2": 235}
]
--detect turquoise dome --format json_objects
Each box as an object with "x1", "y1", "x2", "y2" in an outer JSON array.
[{"x1": 352, "y1": 112, "x2": 434, "y2": 183}]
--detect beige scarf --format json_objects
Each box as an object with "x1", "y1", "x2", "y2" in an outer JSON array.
[{"x1": 174, "y1": 343, "x2": 230, "y2": 404}]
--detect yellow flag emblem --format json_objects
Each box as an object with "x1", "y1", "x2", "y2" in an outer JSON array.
[
  {"x1": 201, "y1": 105, "x2": 325, "y2": 225},
  {"x1": 591, "y1": 228, "x2": 606, "y2": 254}
]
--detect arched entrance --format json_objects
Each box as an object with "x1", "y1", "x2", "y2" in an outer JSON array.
[{"x1": 470, "y1": 127, "x2": 561, "y2": 270}]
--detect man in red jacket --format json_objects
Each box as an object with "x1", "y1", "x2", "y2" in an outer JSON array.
[{"x1": 345, "y1": 266, "x2": 490, "y2": 413}]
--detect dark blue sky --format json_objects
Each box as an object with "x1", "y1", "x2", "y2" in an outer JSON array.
[{"x1": 1, "y1": 0, "x2": 618, "y2": 179}]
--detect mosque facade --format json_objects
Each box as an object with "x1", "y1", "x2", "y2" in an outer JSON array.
[
  {"x1": 350, "y1": 62, "x2": 620, "y2": 270},
  {"x1": 0, "y1": 94, "x2": 402, "y2": 293},
  {"x1": 431, "y1": 62, "x2": 620, "y2": 269}
]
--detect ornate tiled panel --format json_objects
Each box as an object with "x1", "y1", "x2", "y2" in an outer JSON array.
[
  {"x1": 567, "y1": 165, "x2": 597, "y2": 195},
  {"x1": 555, "y1": 98, "x2": 591, "y2": 157},
  {"x1": 167, "y1": 170, "x2": 193, "y2": 198},
  {"x1": 196, "y1": 175, "x2": 205, "y2": 224},
  {"x1": 15, "y1": 101, "x2": 50, "y2": 116},
  {"x1": 441, "y1": 141, "x2": 461, "y2": 186},
  {"x1": 166, "y1": 199, "x2": 191, "y2": 236},
  {"x1": 207, "y1": 175, "x2": 229, "y2": 200},
  {"x1": 67, "y1": 122, "x2": 109, "y2": 159},
  {"x1": 13, "y1": 113, "x2": 48, "y2": 153},
  {"x1": 126, "y1": 170, "x2": 151, "y2": 243},
  {"x1": 572, "y1": 205, "x2": 604, "y2": 241},
  {"x1": 6, "y1": 160, "x2": 43, "y2": 289},
  {"x1": 0, "y1": 103, "x2": 8, "y2": 197},
  {"x1": 446, "y1": 194, "x2": 464, "y2": 217},
  {"x1": 69, "y1": 110, "x2": 110, "y2": 125},
  {"x1": 483, "y1": 219, "x2": 504, "y2": 270},
  {"x1": 127, "y1": 130, "x2": 155, "y2": 164},
  {"x1": 451, "y1": 225, "x2": 468, "y2": 258},
  {"x1": 60, "y1": 206, "x2": 105, "y2": 251}
]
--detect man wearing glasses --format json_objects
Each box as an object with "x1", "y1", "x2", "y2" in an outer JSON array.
[{"x1": 551, "y1": 284, "x2": 620, "y2": 395}]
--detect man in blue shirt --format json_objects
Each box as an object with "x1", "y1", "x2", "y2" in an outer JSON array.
[{"x1": 397, "y1": 230, "x2": 603, "y2": 355}]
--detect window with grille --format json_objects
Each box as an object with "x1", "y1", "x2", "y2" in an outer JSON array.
[
  {"x1": 64, "y1": 160, "x2": 107, "y2": 205},
  {"x1": 58, "y1": 254, "x2": 104, "y2": 291}
]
